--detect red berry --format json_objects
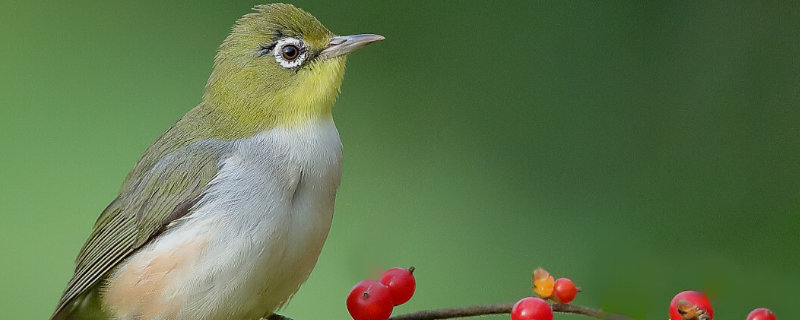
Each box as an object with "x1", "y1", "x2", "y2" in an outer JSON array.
[
  {"x1": 379, "y1": 267, "x2": 416, "y2": 306},
  {"x1": 347, "y1": 280, "x2": 394, "y2": 320},
  {"x1": 511, "y1": 297, "x2": 553, "y2": 320},
  {"x1": 553, "y1": 278, "x2": 578, "y2": 303},
  {"x1": 747, "y1": 308, "x2": 776, "y2": 320},
  {"x1": 669, "y1": 291, "x2": 714, "y2": 320}
]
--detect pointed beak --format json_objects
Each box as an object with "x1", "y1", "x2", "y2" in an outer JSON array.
[{"x1": 319, "y1": 34, "x2": 385, "y2": 60}]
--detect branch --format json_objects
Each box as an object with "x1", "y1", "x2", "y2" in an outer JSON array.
[{"x1": 267, "y1": 302, "x2": 637, "y2": 320}]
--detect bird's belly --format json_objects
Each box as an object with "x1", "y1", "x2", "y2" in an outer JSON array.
[
  {"x1": 105, "y1": 200, "x2": 334, "y2": 320},
  {"x1": 193, "y1": 189, "x2": 335, "y2": 320},
  {"x1": 104, "y1": 122, "x2": 342, "y2": 320}
]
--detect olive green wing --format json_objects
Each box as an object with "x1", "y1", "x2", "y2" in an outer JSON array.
[{"x1": 51, "y1": 139, "x2": 232, "y2": 319}]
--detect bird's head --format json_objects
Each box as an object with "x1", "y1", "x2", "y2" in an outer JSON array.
[{"x1": 202, "y1": 3, "x2": 383, "y2": 129}]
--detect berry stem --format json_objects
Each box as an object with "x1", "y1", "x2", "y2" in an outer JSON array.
[{"x1": 267, "y1": 302, "x2": 635, "y2": 320}]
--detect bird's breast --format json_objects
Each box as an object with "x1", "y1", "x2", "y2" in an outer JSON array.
[{"x1": 104, "y1": 117, "x2": 343, "y2": 320}]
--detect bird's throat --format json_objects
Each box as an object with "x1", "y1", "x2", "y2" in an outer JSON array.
[{"x1": 203, "y1": 56, "x2": 347, "y2": 137}]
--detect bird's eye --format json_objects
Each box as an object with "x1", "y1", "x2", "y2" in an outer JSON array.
[
  {"x1": 271, "y1": 38, "x2": 307, "y2": 69},
  {"x1": 282, "y1": 45, "x2": 299, "y2": 60}
]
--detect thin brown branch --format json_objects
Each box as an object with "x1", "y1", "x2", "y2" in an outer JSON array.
[
  {"x1": 551, "y1": 303, "x2": 637, "y2": 320},
  {"x1": 267, "y1": 302, "x2": 637, "y2": 320},
  {"x1": 388, "y1": 303, "x2": 516, "y2": 320},
  {"x1": 387, "y1": 303, "x2": 636, "y2": 320}
]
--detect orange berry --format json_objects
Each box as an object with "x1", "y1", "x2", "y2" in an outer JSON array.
[{"x1": 532, "y1": 268, "x2": 554, "y2": 299}]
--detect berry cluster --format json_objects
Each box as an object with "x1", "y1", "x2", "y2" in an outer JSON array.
[
  {"x1": 347, "y1": 267, "x2": 416, "y2": 320},
  {"x1": 511, "y1": 268, "x2": 580, "y2": 320},
  {"x1": 668, "y1": 290, "x2": 777, "y2": 320},
  {"x1": 531, "y1": 268, "x2": 578, "y2": 304},
  {"x1": 344, "y1": 265, "x2": 778, "y2": 320}
]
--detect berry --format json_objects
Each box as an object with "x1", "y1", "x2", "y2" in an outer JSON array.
[
  {"x1": 553, "y1": 278, "x2": 578, "y2": 303},
  {"x1": 511, "y1": 297, "x2": 553, "y2": 320},
  {"x1": 746, "y1": 308, "x2": 776, "y2": 320},
  {"x1": 379, "y1": 267, "x2": 416, "y2": 306},
  {"x1": 669, "y1": 291, "x2": 713, "y2": 320},
  {"x1": 347, "y1": 280, "x2": 394, "y2": 320},
  {"x1": 532, "y1": 268, "x2": 554, "y2": 299}
]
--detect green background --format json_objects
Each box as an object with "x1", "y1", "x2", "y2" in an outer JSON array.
[{"x1": 1, "y1": 0, "x2": 798, "y2": 319}]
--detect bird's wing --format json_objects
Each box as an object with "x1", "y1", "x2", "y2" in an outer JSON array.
[{"x1": 52, "y1": 138, "x2": 233, "y2": 318}]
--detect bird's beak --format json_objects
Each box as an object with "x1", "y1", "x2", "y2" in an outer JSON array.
[{"x1": 319, "y1": 34, "x2": 385, "y2": 60}]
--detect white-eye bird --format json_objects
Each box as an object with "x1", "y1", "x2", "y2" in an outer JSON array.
[{"x1": 50, "y1": 3, "x2": 384, "y2": 320}]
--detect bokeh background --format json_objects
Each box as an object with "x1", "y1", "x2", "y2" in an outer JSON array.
[{"x1": 1, "y1": 0, "x2": 798, "y2": 319}]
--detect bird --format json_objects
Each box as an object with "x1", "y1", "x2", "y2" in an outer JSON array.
[{"x1": 50, "y1": 3, "x2": 384, "y2": 320}]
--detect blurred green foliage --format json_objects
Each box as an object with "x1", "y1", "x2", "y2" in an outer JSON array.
[{"x1": 1, "y1": 1, "x2": 798, "y2": 319}]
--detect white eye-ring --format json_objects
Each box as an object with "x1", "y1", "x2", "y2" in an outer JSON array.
[{"x1": 273, "y1": 37, "x2": 307, "y2": 69}]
